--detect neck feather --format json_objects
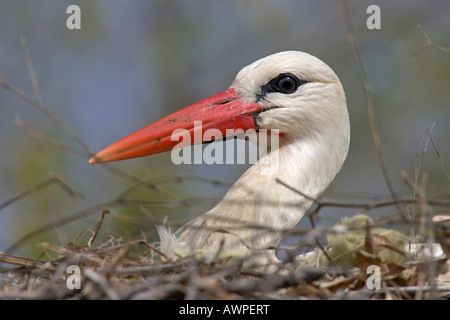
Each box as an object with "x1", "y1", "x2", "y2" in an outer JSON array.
[{"x1": 173, "y1": 123, "x2": 349, "y2": 262}]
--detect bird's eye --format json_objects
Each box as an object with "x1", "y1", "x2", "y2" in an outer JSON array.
[
  {"x1": 273, "y1": 74, "x2": 302, "y2": 94},
  {"x1": 276, "y1": 75, "x2": 297, "y2": 93},
  {"x1": 257, "y1": 73, "x2": 307, "y2": 101}
]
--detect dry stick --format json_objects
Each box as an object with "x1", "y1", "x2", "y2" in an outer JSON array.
[
  {"x1": 5, "y1": 197, "x2": 205, "y2": 254},
  {"x1": 416, "y1": 176, "x2": 438, "y2": 300},
  {"x1": 5, "y1": 195, "x2": 202, "y2": 254},
  {"x1": 88, "y1": 209, "x2": 110, "y2": 248},
  {"x1": 139, "y1": 240, "x2": 170, "y2": 261},
  {"x1": 50, "y1": 172, "x2": 85, "y2": 201},
  {"x1": 0, "y1": 74, "x2": 93, "y2": 158},
  {"x1": 118, "y1": 175, "x2": 233, "y2": 200},
  {"x1": 411, "y1": 125, "x2": 433, "y2": 235},
  {"x1": 410, "y1": 25, "x2": 450, "y2": 58},
  {"x1": 84, "y1": 268, "x2": 121, "y2": 300},
  {"x1": 0, "y1": 177, "x2": 55, "y2": 211},
  {"x1": 20, "y1": 36, "x2": 44, "y2": 109},
  {"x1": 400, "y1": 170, "x2": 429, "y2": 236},
  {"x1": 13, "y1": 114, "x2": 89, "y2": 157},
  {"x1": 5, "y1": 203, "x2": 108, "y2": 253},
  {"x1": 401, "y1": 170, "x2": 440, "y2": 299},
  {"x1": 0, "y1": 173, "x2": 83, "y2": 211},
  {"x1": 425, "y1": 125, "x2": 450, "y2": 179},
  {"x1": 275, "y1": 178, "x2": 429, "y2": 212},
  {"x1": 0, "y1": 251, "x2": 47, "y2": 269},
  {"x1": 341, "y1": 1, "x2": 400, "y2": 208}
]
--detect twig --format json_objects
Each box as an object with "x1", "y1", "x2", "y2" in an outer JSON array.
[
  {"x1": 425, "y1": 125, "x2": 450, "y2": 179},
  {"x1": 401, "y1": 169, "x2": 440, "y2": 299},
  {"x1": 13, "y1": 114, "x2": 90, "y2": 157},
  {"x1": 0, "y1": 72, "x2": 94, "y2": 156},
  {"x1": 0, "y1": 251, "x2": 47, "y2": 269},
  {"x1": 342, "y1": 0, "x2": 400, "y2": 207},
  {"x1": 88, "y1": 209, "x2": 110, "y2": 248},
  {"x1": 20, "y1": 36, "x2": 44, "y2": 106},
  {"x1": 0, "y1": 173, "x2": 83, "y2": 211},
  {"x1": 410, "y1": 25, "x2": 450, "y2": 58},
  {"x1": 5, "y1": 203, "x2": 109, "y2": 253},
  {"x1": 84, "y1": 268, "x2": 121, "y2": 300},
  {"x1": 50, "y1": 172, "x2": 85, "y2": 201},
  {"x1": 138, "y1": 240, "x2": 170, "y2": 261},
  {"x1": 276, "y1": 178, "x2": 425, "y2": 213},
  {"x1": 0, "y1": 177, "x2": 55, "y2": 211},
  {"x1": 118, "y1": 175, "x2": 232, "y2": 200},
  {"x1": 275, "y1": 178, "x2": 317, "y2": 203}
]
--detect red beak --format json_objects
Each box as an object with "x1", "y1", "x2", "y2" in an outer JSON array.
[{"x1": 89, "y1": 88, "x2": 262, "y2": 164}]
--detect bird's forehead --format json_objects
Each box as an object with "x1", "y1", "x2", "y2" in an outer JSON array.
[{"x1": 232, "y1": 51, "x2": 338, "y2": 94}]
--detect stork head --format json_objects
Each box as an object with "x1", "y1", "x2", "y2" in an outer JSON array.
[
  {"x1": 89, "y1": 51, "x2": 349, "y2": 164},
  {"x1": 232, "y1": 51, "x2": 348, "y2": 140}
]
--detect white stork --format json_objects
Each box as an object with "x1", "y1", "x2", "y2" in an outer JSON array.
[{"x1": 89, "y1": 51, "x2": 350, "y2": 266}]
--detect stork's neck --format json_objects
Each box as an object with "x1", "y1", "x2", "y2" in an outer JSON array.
[
  {"x1": 228, "y1": 126, "x2": 349, "y2": 229},
  {"x1": 177, "y1": 121, "x2": 350, "y2": 260}
]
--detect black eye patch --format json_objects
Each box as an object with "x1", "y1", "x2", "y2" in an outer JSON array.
[{"x1": 256, "y1": 73, "x2": 308, "y2": 102}]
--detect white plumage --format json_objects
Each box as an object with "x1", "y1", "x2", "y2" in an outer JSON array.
[{"x1": 158, "y1": 51, "x2": 350, "y2": 265}]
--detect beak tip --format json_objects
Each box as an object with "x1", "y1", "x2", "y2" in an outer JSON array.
[{"x1": 88, "y1": 156, "x2": 99, "y2": 164}]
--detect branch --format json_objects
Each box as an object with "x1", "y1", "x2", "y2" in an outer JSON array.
[
  {"x1": 0, "y1": 172, "x2": 83, "y2": 212},
  {"x1": 341, "y1": 0, "x2": 400, "y2": 207},
  {"x1": 410, "y1": 25, "x2": 450, "y2": 58}
]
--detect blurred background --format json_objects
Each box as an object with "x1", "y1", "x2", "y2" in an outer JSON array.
[{"x1": 0, "y1": 0, "x2": 449, "y2": 257}]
